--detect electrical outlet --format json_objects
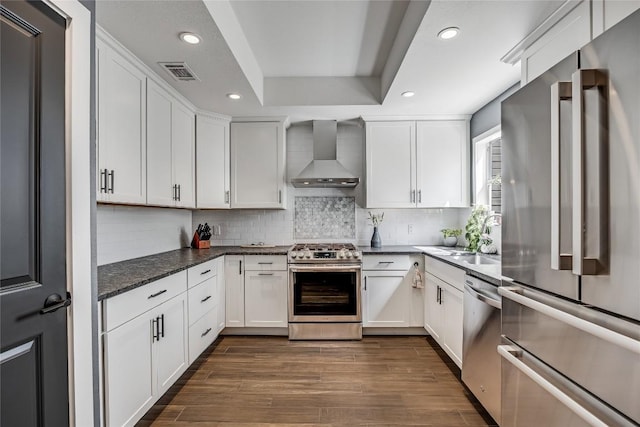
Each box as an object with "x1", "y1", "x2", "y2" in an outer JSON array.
[{"x1": 408, "y1": 224, "x2": 413, "y2": 234}]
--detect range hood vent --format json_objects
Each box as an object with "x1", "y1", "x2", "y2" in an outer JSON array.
[
  {"x1": 158, "y1": 62, "x2": 199, "y2": 81},
  {"x1": 291, "y1": 120, "x2": 360, "y2": 188}
]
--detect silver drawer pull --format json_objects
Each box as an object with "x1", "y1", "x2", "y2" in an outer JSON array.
[
  {"x1": 201, "y1": 328, "x2": 212, "y2": 337},
  {"x1": 201, "y1": 295, "x2": 212, "y2": 303},
  {"x1": 498, "y1": 345, "x2": 608, "y2": 427},
  {"x1": 200, "y1": 269, "x2": 211, "y2": 275},
  {"x1": 378, "y1": 261, "x2": 394, "y2": 264},
  {"x1": 148, "y1": 289, "x2": 167, "y2": 299},
  {"x1": 258, "y1": 273, "x2": 274, "y2": 276},
  {"x1": 258, "y1": 262, "x2": 273, "y2": 265}
]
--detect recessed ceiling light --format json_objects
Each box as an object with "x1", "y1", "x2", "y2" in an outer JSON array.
[
  {"x1": 438, "y1": 27, "x2": 460, "y2": 40},
  {"x1": 179, "y1": 32, "x2": 201, "y2": 45},
  {"x1": 226, "y1": 93, "x2": 242, "y2": 100},
  {"x1": 401, "y1": 91, "x2": 415, "y2": 98}
]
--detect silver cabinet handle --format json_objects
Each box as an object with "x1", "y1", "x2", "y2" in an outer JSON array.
[
  {"x1": 364, "y1": 276, "x2": 367, "y2": 291},
  {"x1": 100, "y1": 169, "x2": 107, "y2": 193},
  {"x1": 571, "y1": 69, "x2": 608, "y2": 276},
  {"x1": 200, "y1": 269, "x2": 211, "y2": 275},
  {"x1": 258, "y1": 262, "x2": 273, "y2": 265},
  {"x1": 258, "y1": 272, "x2": 274, "y2": 276},
  {"x1": 498, "y1": 286, "x2": 640, "y2": 355},
  {"x1": 148, "y1": 289, "x2": 167, "y2": 299},
  {"x1": 498, "y1": 345, "x2": 608, "y2": 427},
  {"x1": 201, "y1": 327, "x2": 212, "y2": 337},
  {"x1": 411, "y1": 190, "x2": 416, "y2": 203},
  {"x1": 550, "y1": 81, "x2": 573, "y2": 271},
  {"x1": 172, "y1": 184, "x2": 177, "y2": 201},
  {"x1": 278, "y1": 189, "x2": 282, "y2": 204},
  {"x1": 418, "y1": 190, "x2": 422, "y2": 203},
  {"x1": 108, "y1": 170, "x2": 115, "y2": 193},
  {"x1": 225, "y1": 190, "x2": 230, "y2": 204},
  {"x1": 178, "y1": 184, "x2": 181, "y2": 201},
  {"x1": 239, "y1": 260, "x2": 242, "y2": 275},
  {"x1": 201, "y1": 295, "x2": 212, "y2": 303}
]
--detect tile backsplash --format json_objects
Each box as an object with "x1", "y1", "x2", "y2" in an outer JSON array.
[
  {"x1": 295, "y1": 197, "x2": 355, "y2": 239},
  {"x1": 97, "y1": 205, "x2": 192, "y2": 265}
]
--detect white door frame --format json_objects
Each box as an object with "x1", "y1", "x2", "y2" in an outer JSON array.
[{"x1": 41, "y1": 0, "x2": 93, "y2": 425}]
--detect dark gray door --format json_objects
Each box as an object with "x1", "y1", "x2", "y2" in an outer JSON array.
[{"x1": 1, "y1": 1, "x2": 69, "y2": 426}]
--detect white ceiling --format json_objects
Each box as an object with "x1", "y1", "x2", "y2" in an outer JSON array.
[{"x1": 96, "y1": 0, "x2": 566, "y2": 122}]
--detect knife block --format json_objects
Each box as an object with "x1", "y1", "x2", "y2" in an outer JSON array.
[{"x1": 191, "y1": 232, "x2": 211, "y2": 249}]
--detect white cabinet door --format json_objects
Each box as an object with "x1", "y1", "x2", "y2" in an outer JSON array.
[
  {"x1": 423, "y1": 273, "x2": 442, "y2": 341},
  {"x1": 146, "y1": 79, "x2": 174, "y2": 206},
  {"x1": 244, "y1": 271, "x2": 288, "y2": 327},
  {"x1": 602, "y1": 0, "x2": 640, "y2": 31},
  {"x1": 196, "y1": 114, "x2": 230, "y2": 208},
  {"x1": 103, "y1": 311, "x2": 154, "y2": 427},
  {"x1": 188, "y1": 308, "x2": 217, "y2": 365},
  {"x1": 365, "y1": 121, "x2": 416, "y2": 208},
  {"x1": 172, "y1": 101, "x2": 195, "y2": 208},
  {"x1": 153, "y1": 294, "x2": 188, "y2": 397},
  {"x1": 231, "y1": 122, "x2": 285, "y2": 209},
  {"x1": 97, "y1": 39, "x2": 147, "y2": 204},
  {"x1": 362, "y1": 271, "x2": 411, "y2": 327},
  {"x1": 441, "y1": 283, "x2": 464, "y2": 367},
  {"x1": 521, "y1": 0, "x2": 590, "y2": 84},
  {"x1": 216, "y1": 257, "x2": 226, "y2": 333},
  {"x1": 225, "y1": 255, "x2": 245, "y2": 327},
  {"x1": 416, "y1": 121, "x2": 469, "y2": 207}
]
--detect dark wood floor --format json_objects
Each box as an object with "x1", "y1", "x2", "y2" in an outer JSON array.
[{"x1": 138, "y1": 335, "x2": 497, "y2": 426}]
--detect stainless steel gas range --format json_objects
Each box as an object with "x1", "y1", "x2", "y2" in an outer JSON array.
[{"x1": 288, "y1": 243, "x2": 362, "y2": 340}]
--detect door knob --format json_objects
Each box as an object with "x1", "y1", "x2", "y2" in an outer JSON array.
[{"x1": 40, "y1": 292, "x2": 72, "y2": 315}]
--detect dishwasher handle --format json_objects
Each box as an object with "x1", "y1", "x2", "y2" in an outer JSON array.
[{"x1": 465, "y1": 282, "x2": 501, "y2": 309}]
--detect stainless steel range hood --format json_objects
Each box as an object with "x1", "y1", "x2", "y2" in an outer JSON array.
[{"x1": 291, "y1": 120, "x2": 360, "y2": 188}]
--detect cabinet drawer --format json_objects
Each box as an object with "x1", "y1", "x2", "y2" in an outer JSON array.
[
  {"x1": 424, "y1": 256, "x2": 465, "y2": 291},
  {"x1": 187, "y1": 259, "x2": 217, "y2": 288},
  {"x1": 188, "y1": 308, "x2": 217, "y2": 364},
  {"x1": 188, "y1": 277, "x2": 217, "y2": 326},
  {"x1": 103, "y1": 271, "x2": 187, "y2": 332},
  {"x1": 244, "y1": 255, "x2": 287, "y2": 271},
  {"x1": 363, "y1": 255, "x2": 411, "y2": 270}
]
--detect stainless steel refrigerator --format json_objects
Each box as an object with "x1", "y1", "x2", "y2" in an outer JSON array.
[{"x1": 499, "y1": 9, "x2": 640, "y2": 427}]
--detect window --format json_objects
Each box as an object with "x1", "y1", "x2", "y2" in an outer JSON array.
[{"x1": 473, "y1": 126, "x2": 501, "y2": 212}]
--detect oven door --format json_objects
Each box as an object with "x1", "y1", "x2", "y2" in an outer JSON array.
[{"x1": 289, "y1": 264, "x2": 362, "y2": 323}]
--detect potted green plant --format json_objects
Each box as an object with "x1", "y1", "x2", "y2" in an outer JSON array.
[
  {"x1": 464, "y1": 205, "x2": 490, "y2": 252},
  {"x1": 440, "y1": 228, "x2": 462, "y2": 247}
]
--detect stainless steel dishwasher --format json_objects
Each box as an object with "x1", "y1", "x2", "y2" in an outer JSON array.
[{"x1": 462, "y1": 275, "x2": 502, "y2": 424}]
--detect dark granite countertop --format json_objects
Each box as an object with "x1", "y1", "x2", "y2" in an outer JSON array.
[{"x1": 98, "y1": 246, "x2": 290, "y2": 301}]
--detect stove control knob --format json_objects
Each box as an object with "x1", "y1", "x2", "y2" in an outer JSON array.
[
  {"x1": 304, "y1": 251, "x2": 312, "y2": 259},
  {"x1": 337, "y1": 250, "x2": 345, "y2": 259},
  {"x1": 345, "y1": 251, "x2": 353, "y2": 258},
  {"x1": 290, "y1": 251, "x2": 298, "y2": 259},
  {"x1": 353, "y1": 251, "x2": 361, "y2": 259}
]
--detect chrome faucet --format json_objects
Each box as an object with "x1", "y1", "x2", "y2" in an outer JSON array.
[{"x1": 481, "y1": 213, "x2": 502, "y2": 236}]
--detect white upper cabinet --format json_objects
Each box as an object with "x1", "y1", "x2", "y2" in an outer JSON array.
[
  {"x1": 365, "y1": 121, "x2": 416, "y2": 208},
  {"x1": 594, "y1": 0, "x2": 640, "y2": 35},
  {"x1": 171, "y1": 101, "x2": 195, "y2": 208},
  {"x1": 416, "y1": 120, "x2": 469, "y2": 207},
  {"x1": 196, "y1": 114, "x2": 230, "y2": 209},
  {"x1": 96, "y1": 36, "x2": 147, "y2": 204},
  {"x1": 146, "y1": 79, "x2": 195, "y2": 208},
  {"x1": 365, "y1": 120, "x2": 469, "y2": 208},
  {"x1": 230, "y1": 121, "x2": 286, "y2": 209}
]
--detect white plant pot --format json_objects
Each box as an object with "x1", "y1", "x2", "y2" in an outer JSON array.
[{"x1": 443, "y1": 236, "x2": 458, "y2": 247}]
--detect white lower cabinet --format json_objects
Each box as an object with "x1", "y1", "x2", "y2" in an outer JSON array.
[
  {"x1": 188, "y1": 309, "x2": 217, "y2": 364},
  {"x1": 244, "y1": 271, "x2": 288, "y2": 327},
  {"x1": 225, "y1": 255, "x2": 288, "y2": 328},
  {"x1": 225, "y1": 255, "x2": 245, "y2": 327},
  {"x1": 103, "y1": 291, "x2": 188, "y2": 427},
  {"x1": 423, "y1": 256, "x2": 465, "y2": 368},
  {"x1": 362, "y1": 255, "x2": 424, "y2": 328}
]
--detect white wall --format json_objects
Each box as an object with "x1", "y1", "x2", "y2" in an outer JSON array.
[
  {"x1": 193, "y1": 123, "x2": 466, "y2": 247},
  {"x1": 97, "y1": 205, "x2": 192, "y2": 265}
]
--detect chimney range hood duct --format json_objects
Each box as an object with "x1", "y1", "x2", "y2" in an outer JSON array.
[{"x1": 291, "y1": 120, "x2": 360, "y2": 188}]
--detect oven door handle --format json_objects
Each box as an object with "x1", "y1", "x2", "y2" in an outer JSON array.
[{"x1": 289, "y1": 265, "x2": 361, "y2": 272}]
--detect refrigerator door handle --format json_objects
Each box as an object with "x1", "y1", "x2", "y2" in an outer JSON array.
[
  {"x1": 499, "y1": 286, "x2": 640, "y2": 355},
  {"x1": 498, "y1": 345, "x2": 609, "y2": 427},
  {"x1": 571, "y1": 69, "x2": 608, "y2": 276},
  {"x1": 550, "y1": 81, "x2": 573, "y2": 271}
]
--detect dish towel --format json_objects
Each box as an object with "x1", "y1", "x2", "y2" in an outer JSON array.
[{"x1": 412, "y1": 265, "x2": 424, "y2": 289}]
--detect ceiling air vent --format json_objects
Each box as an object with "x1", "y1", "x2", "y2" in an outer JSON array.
[{"x1": 158, "y1": 62, "x2": 199, "y2": 82}]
